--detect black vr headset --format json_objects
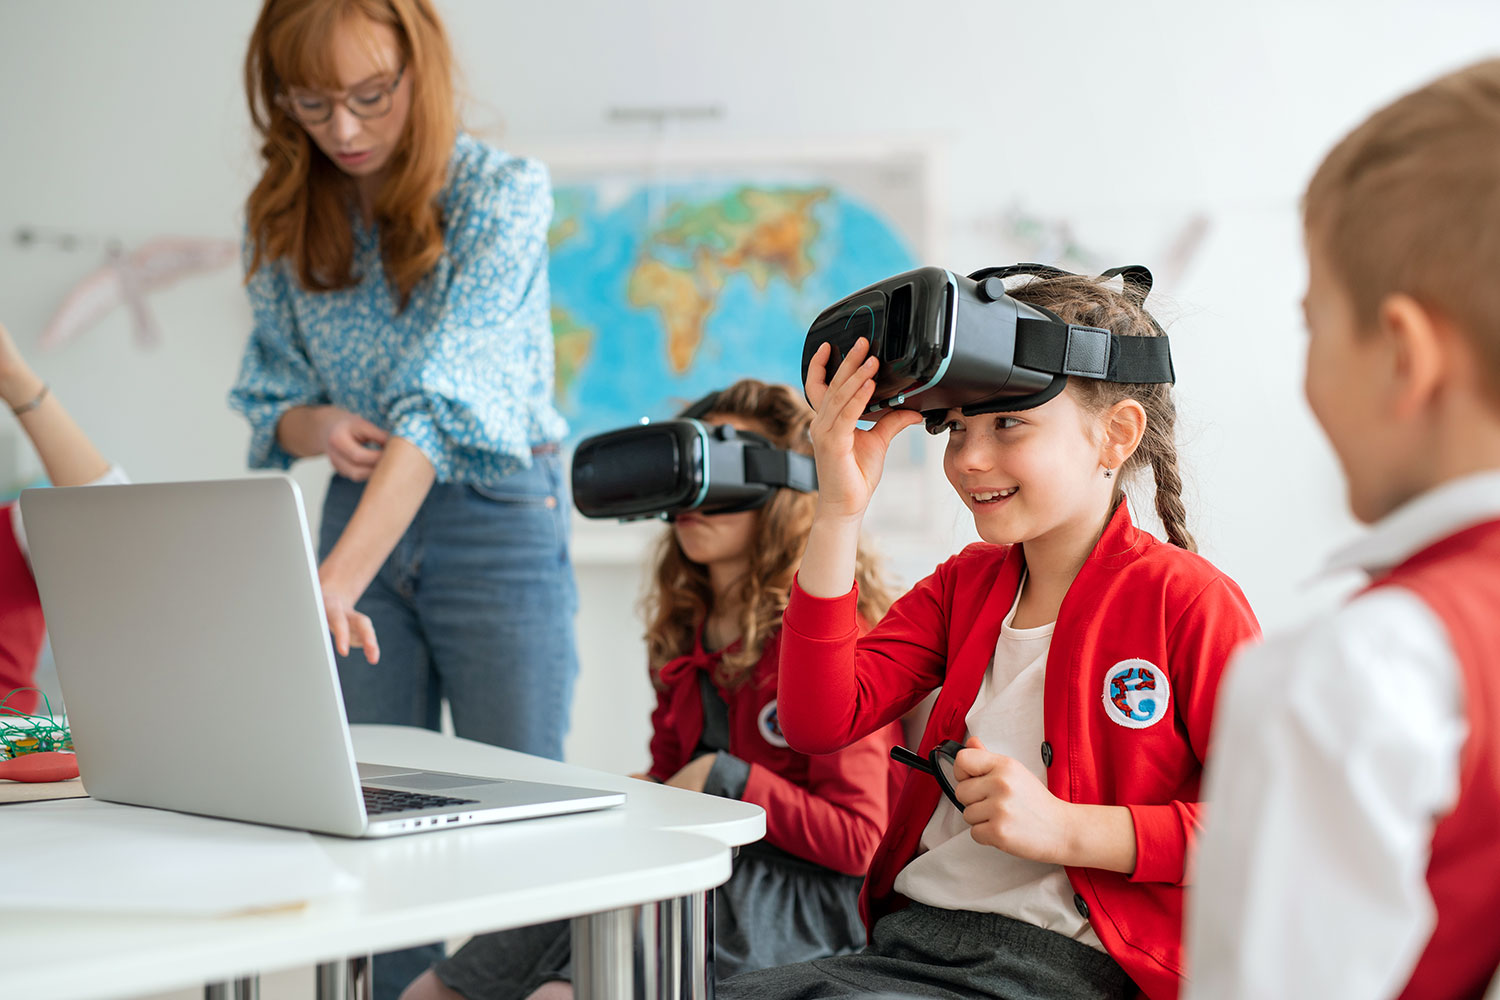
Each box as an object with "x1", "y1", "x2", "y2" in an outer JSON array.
[
  {"x1": 571, "y1": 392, "x2": 818, "y2": 521},
  {"x1": 800, "y1": 263, "x2": 1175, "y2": 431}
]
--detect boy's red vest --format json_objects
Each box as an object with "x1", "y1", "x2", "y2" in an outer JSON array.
[
  {"x1": 1369, "y1": 519, "x2": 1500, "y2": 1000},
  {"x1": 779, "y1": 502, "x2": 1260, "y2": 1000}
]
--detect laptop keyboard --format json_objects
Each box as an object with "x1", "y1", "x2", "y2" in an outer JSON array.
[{"x1": 362, "y1": 786, "x2": 480, "y2": 816}]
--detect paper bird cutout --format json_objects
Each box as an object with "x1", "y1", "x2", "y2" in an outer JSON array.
[
  {"x1": 39, "y1": 237, "x2": 239, "y2": 350},
  {"x1": 966, "y1": 208, "x2": 1212, "y2": 291}
]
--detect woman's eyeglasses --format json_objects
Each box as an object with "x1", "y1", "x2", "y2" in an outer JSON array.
[
  {"x1": 890, "y1": 739, "x2": 965, "y2": 811},
  {"x1": 278, "y1": 63, "x2": 406, "y2": 126}
]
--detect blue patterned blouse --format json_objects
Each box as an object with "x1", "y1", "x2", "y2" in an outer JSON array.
[{"x1": 228, "y1": 133, "x2": 568, "y2": 486}]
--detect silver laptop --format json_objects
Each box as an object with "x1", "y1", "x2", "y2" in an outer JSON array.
[{"x1": 19, "y1": 475, "x2": 624, "y2": 837}]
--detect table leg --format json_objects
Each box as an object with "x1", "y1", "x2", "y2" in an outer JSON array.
[
  {"x1": 203, "y1": 978, "x2": 259, "y2": 1000},
  {"x1": 315, "y1": 955, "x2": 372, "y2": 1000},
  {"x1": 573, "y1": 891, "x2": 714, "y2": 1000}
]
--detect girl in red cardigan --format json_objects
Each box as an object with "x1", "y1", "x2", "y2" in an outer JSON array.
[
  {"x1": 718, "y1": 275, "x2": 1261, "y2": 1000},
  {"x1": 0, "y1": 320, "x2": 128, "y2": 713},
  {"x1": 405, "y1": 380, "x2": 904, "y2": 1000}
]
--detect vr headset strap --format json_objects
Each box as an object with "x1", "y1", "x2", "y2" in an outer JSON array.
[
  {"x1": 744, "y1": 447, "x2": 818, "y2": 493},
  {"x1": 1013, "y1": 318, "x2": 1176, "y2": 385},
  {"x1": 972, "y1": 263, "x2": 1155, "y2": 300},
  {"x1": 1098, "y1": 264, "x2": 1154, "y2": 298},
  {"x1": 680, "y1": 391, "x2": 722, "y2": 420}
]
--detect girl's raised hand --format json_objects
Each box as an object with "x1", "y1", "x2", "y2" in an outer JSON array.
[
  {"x1": 0, "y1": 321, "x2": 43, "y2": 410},
  {"x1": 804, "y1": 338, "x2": 924, "y2": 523}
]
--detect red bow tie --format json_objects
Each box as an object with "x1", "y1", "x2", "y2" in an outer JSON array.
[{"x1": 657, "y1": 644, "x2": 720, "y2": 687}]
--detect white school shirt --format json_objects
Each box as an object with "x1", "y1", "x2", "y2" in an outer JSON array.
[
  {"x1": 1184, "y1": 471, "x2": 1500, "y2": 1000},
  {"x1": 892, "y1": 578, "x2": 1104, "y2": 951},
  {"x1": 10, "y1": 465, "x2": 130, "y2": 563}
]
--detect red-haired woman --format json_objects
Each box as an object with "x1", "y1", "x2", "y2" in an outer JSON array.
[{"x1": 228, "y1": 3, "x2": 577, "y2": 995}]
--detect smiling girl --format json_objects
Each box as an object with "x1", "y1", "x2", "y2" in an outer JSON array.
[{"x1": 717, "y1": 270, "x2": 1261, "y2": 1000}]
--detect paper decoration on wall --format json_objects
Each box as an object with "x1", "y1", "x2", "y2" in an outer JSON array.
[
  {"x1": 15, "y1": 230, "x2": 239, "y2": 350},
  {"x1": 968, "y1": 207, "x2": 1212, "y2": 290}
]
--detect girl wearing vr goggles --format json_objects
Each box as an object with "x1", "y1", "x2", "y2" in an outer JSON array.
[
  {"x1": 717, "y1": 274, "x2": 1260, "y2": 1000},
  {"x1": 407, "y1": 379, "x2": 904, "y2": 1000}
]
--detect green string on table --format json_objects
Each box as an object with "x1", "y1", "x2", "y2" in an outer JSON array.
[{"x1": 0, "y1": 688, "x2": 73, "y2": 758}]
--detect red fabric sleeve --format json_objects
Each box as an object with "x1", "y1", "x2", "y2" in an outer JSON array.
[
  {"x1": 778, "y1": 566, "x2": 953, "y2": 755},
  {"x1": 1127, "y1": 801, "x2": 1197, "y2": 885},
  {"x1": 646, "y1": 685, "x2": 682, "y2": 783},
  {"x1": 741, "y1": 723, "x2": 898, "y2": 876},
  {"x1": 1129, "y1": 574, "x2": 1261, "y2": 886},
  {"x1": 0, "y1": 503, "x2": 45, "y2": 714}
]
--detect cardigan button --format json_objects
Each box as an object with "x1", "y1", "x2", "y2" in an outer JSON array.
[
  {"x1": 1074, "y1": 893, "x2": 1090, "y2": 920},
  {"x1": 1040, "y1": 741, "x2": 1053, "y2": 768}
]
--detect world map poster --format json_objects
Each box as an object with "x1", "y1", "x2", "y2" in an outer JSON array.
[{"x1": 543, "y1": 149, "x2": 931, "y2": 441}]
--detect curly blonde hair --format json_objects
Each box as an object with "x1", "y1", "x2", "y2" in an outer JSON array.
[
  {"x1": 643, "y1": 379, "x2": 897, "y2": 689},
  {"x1": 243, "y1": 0, "x2": 457, "y2": 309}
]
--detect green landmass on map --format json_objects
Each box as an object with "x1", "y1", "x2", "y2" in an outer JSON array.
[{"x1": 625, "y1": 186, "x2": 830, "y2": 373}]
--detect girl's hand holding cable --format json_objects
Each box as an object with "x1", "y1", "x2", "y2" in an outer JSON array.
[
  {"x1": 951, "y1": 737, "x2": 1075, "y2": 865},
  {"x1": 953, "y1": 737, "x2": 1139, "y2": 874}
]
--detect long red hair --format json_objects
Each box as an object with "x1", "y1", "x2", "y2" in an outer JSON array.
[{"x1": 243, "y1": 0, "x2": 457, "y2": 308}]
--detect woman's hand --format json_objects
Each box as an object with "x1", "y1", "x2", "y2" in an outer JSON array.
[
  {"x1": 318, "y1": 568, "x2": 380, "y2": 664},
  {"x1": 315, "y1": 437, "x2": 437, "y2": 668},
  {"x1": 804, "y1": 338, "x2": 924, "y2": 523},
  {"x1": 664, "y1": 754, "x2": 717, "y2": 793},
  {"x1": 320, "y1": 409, "x2": 390, "y2": 482}
]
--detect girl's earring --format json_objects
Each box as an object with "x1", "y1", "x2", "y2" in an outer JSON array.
[{"x1": 1103, "y1": 467, "x2": 1115, "y2": 479}]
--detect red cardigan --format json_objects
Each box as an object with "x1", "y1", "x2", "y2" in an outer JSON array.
[
  {"x1": 647, "y1": 624, "x2": 901, "y2": 878},
  {"x1": 778, "y1": 502, "x2": 1260, "y2": 1000},
  {"x1": 0, "y1": 503, "x2": 45, "y2": 715}
]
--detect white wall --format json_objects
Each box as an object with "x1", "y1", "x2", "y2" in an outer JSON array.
[{"x1": 3, "y1": 0, "x2": 1498, "y2": 770}]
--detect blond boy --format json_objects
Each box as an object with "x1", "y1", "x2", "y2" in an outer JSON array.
[{"x1": 1188, "y1": 60, "x2": 1500, "y2": 999}]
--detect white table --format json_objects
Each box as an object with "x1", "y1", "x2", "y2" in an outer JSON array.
[
  {"x1": 352, "y1": 725, "x2": 764, "y2": 846},
  {"x1": 0, "y1": 725, "x2": 766, "y2": 1000}
]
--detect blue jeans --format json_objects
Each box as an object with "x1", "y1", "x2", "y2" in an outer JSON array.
[{"x1": 318, "y1": 453, "x2": 580, "y2": 999}]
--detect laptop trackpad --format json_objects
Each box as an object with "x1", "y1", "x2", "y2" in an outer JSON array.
[{"x1": 371, "y1": 771, "x2": 503, "y2": 792}]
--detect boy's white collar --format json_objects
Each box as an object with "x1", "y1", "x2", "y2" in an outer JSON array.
[{"x1": 1324, "y1": 469, "x2": 1500, "y2": 576}]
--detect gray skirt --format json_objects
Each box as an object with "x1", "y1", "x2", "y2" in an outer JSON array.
[
  {"x1": 714, "y1": 902, "x2": 1135, "y2": 1000},
  {"x1": 434, "y1": 843, "x2": 866, "y2": 1000}
]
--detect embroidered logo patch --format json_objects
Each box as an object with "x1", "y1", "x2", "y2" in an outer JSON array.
[
  {"x1": 1101, "y1": 659, "x2": 1171, "y2": 729},
  {"x1": 757, "y1": 700, "x2": 789, "y2": 748}
]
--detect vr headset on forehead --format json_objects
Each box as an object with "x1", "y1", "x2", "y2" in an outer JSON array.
[
  {"x1": 800, "y1": 263, "x2": 1175, "y2": 432},
  {"x1": 570, "y1": 391, "x2": 818, "y2": 521}
]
